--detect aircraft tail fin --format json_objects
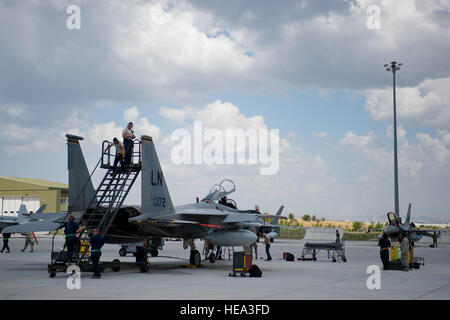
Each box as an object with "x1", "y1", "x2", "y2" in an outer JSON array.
[
  {"x1": 17, "y1": 204, "x2": 28, "y2": 219},
  {"x1": 141, "y1": 136, "x2": 175, "y2": 218},
  {"x1": 66, "y1": 134, "x2": 96, "y2": 212},
  {"x1": 271, "y1": 205, "x2": 285, "y2": 225},
  {"x1": 405, "y1": 203, "x2": 412, "y2": 225},
  {"x1": 36, "y1": 204, "x2": 47, "y2": 213}
]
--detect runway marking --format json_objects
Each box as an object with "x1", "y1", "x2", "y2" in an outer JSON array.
[{"x1": 414, "y1": 282, "x2": 450, "y2": 300}]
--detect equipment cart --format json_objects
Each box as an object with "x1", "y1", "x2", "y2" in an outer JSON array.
[{"x1": 300, "y1": 241, "x2": 347, "y2": 263}]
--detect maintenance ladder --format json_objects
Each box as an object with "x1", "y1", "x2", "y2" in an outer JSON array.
[{"x1": 50, "y1": 139, "x2": 142, "y2": 270}]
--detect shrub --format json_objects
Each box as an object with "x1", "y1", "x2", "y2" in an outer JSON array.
[{"x1": 352, "y1": 221, "x2": 363, "y2": 231}]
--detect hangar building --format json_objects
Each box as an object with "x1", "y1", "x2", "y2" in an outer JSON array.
[{"x1": 0, "y1": 177, "x2": 68, "y2": 216}]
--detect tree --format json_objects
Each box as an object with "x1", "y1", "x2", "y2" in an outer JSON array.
[
  {"x1": 352, "y1": 221, "x2": 363, "y2": 231},
  {"x1": 302, "y1": 214, "x2": 311, "y2": 221},
  {"x1": 312, "y1": 215, "x2": 317, "y2": 221}
]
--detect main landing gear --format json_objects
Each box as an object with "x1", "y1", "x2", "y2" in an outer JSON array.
[{"x1": 185, "y1": 239, "x2": 202, "y2": 267}]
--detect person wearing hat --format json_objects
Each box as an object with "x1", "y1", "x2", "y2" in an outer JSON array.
[
  {"x1": 122, "y1": 122, "x2": 136, "y2": 166},
  {"x1": 378, "y1": 233, "x2": 391, "y2": 270},
  {"x1": 64, "y1": 216, "x2": 85, "y2": 264}
]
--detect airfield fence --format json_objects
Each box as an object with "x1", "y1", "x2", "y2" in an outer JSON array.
[{"x1": 279, "y1": 229, "x2": 382, "y2": 241}]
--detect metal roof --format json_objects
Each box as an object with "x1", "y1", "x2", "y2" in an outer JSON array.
[{"x1": 0, "y1": 177, "x2": 68, "y2": 190}]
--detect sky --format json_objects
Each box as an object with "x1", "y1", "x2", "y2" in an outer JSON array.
[{"x1": 0, "y1": 0, "x2": 449, "y2": 222}]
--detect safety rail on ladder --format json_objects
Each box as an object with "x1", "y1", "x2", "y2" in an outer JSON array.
[
  {"x1": 75, "y1": 139, "x2": 142, "y2": 264},
  {"x1": 50, "y1": 146, "x2": 108, "y2": 265},
  {"x1": 51, "y1": 139, "x2": 142, "y2": 266}
]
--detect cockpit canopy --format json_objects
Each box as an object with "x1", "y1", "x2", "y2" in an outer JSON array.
[
  {"x1": 387, "y1": 212, "x2": 400, "y2": 226},
  {"x1": 202, "y1": 179, "x2": 236, "y2": 201}
]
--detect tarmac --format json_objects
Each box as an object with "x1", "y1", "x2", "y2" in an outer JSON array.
[{"x1": 0, "y1": 235, "x2": 449, "y2": 300}]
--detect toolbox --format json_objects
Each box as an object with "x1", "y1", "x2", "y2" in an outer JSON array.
[{"x1": 229, "y1": 251, "x2": 252, "y2": 277}]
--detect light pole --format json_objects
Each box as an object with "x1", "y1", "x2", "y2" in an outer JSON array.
[{"x1": 384, "y1": 61, "x2": 402, "y2": 216}]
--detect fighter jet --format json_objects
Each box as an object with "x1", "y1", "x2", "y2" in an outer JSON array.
[
  {"x1": 0, "y1": 204, "x2": 55, "y2": 232},
  {"x1": 384, "y1": 203, "x2": 440, "y2": 242},
  {"x1": 4, "y1": 134, "x2": 279, "y2": 267},
  {"x1": 238, "y1": 205, "x2": 287, "y2": 242},
  {"x1": 260, "y1": 206, "x2": 287, "y2": 242}
]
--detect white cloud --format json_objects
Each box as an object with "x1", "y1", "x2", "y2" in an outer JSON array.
[
  {"x1": 287, "y1": 132, "x2": 300, "y2": 140},
  {"x1": 159, "y1": 106, "x2": 188, "y2": 123},
  {"x1": 124, "y1": 107, "x2": 140, "y2": 124},
  {"x1": 155, "y1": 101, "x2": 332, "y2": 213},
  {"x1": 416, "y1": 132, "x2": 450, "y2": 163},
  {"x1": 2, "y1": 0, "x2": 449, "y2": 112},
  {"x1": 313, "y1": 131, "x2": 328, "y2": 139},
  {"x1": 340, "y1": 127, "x2": 450, "y2": 178},
  {"x1": 365, "y1": 77, "x2": 450, "y2": 129}
]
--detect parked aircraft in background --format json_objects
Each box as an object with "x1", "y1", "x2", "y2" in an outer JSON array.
[
  {"x1": 239, "y1": 205, "x2": 287, "y2": 242},
  {"x1": 0, "y1": 204, "x2": 53, "y2": 232},
  {"x1": 384, "y1": 203, "x2": 440, "y2": 243}
]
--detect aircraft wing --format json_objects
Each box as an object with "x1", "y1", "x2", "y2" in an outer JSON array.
[
  {"x1": 129, "y1": 214, "x2": 200, "y2": 226},
  {"x1": 30, "y1": 212, "x2": 66, "y2": 221},
  {"x1": 260, "y1": 215, "x2": 288, "y2": 220},
  {"x1": 412, "y1": 229, "x2": 439, "y2": 238},
  {"x1": 261, "y1": 223, "x2": 304, "y2": 229},
  {"x1": 3, "y1": 220, "x2": 62, "y2": 233},
  {"x1": 223, "y1": 213, "x2": 260, "y2": 224}
]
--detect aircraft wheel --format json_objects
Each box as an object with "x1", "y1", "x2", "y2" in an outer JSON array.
[
  {"x1": 50, "y1": 271, "x2": 56, "y2": 278},
  {"x1": 190, "y1": 250, "x2": 201, "y2": 267},
  {"x1": 150, "y1": 249, "x2": 159, "y2": 257},
  {"x1": 343, "y1": 258, "x2": 347, "y2": 263},
  {"x1": 332, "y1": 258, "x2": 337, "y2": 263},
  {"x1": 112, "y1": 259, "x2": 121, "y2": 272},
  {"x1": 119, "y1": 248, "x2": 127, "y2": 257},
  {"x1": 209, "y1": 253, "x2": 216, "y2": 263}
]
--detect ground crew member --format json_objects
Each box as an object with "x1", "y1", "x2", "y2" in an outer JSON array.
[
  {"x1": 21, "y1": 233, "x2": 35, "y2": 252},
  {"x1": 263, "y1": 233, "x2": 272, "y2": 261},
  {"x1": 122, "y1": 122, "x2": 136, "y2": 166},
  {"x1": 86, "y1": 228, "x2": 104, "y2": 279},
  {"x1": 378, "y1": 233, "x2": 391, "y2": 270},
  {"x1": 64, "y1": 215, "x2": 84, "y2": 264},
  {"x1": 400, "y1": 233, "x2": 409, "y2": 271},
  {"x1": 1, "y1": 233, "x2": 11, "y2": 253},
  {"x1": 107, "y1": 138, "x2": 125, "y2": 171},
  {"x1": 335, "y1": 230, "x2": 341, "y2": 246},
  {"x1": 432, "y1": 232, "x2": 438, "y2": 248}
]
